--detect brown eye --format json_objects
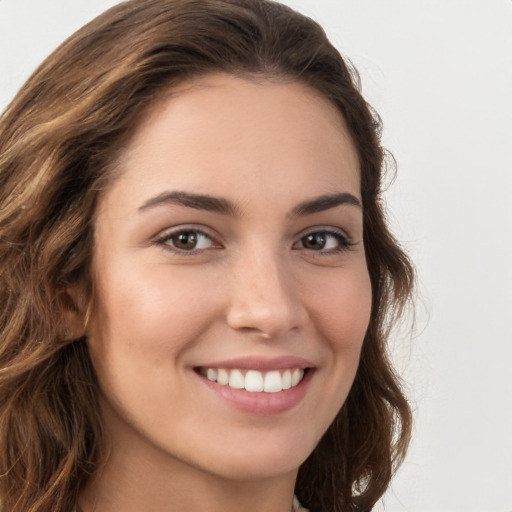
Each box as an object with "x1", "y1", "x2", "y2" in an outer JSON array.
[
  {"x1": 173, "y1": 232, "x2": 198, "y2": 250},
  {"x1": 301, "y1": 233, "x2": 327, "y2": 250},
  {"x1": 295, "y1": 230, "x2": 352, "y2": 253},
  {"x1": 162, "y1": 230, "x2": 214, "y2": 251}
]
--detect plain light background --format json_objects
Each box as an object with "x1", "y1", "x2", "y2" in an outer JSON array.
[{"x1": 1, "y1": 1, "x2": 511, "y2": 511}]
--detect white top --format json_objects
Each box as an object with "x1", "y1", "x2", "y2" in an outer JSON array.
[{"x1": 293, "y1": 495, "x2": 310, "y2": 511}]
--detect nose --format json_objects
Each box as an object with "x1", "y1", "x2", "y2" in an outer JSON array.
[{"x1": 226, "y1": 250, "x2": 308, "y2": 339}]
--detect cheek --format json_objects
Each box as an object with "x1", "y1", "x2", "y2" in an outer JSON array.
[
  {"x1": 299, "y1": 264, "x2": 372, "y2": 438},
  {"x1": 308, "y1": 265, "x2": 372, "y2": 354},
  {"x1": 85, "y1": 262, "x2": 223, "y2": 400},
  {"x1": 85, "y1": 263, "x2": 222, "y2": 421},
  {"x1": 91, "y1": 261, "x2": 220, "y2": 344}
]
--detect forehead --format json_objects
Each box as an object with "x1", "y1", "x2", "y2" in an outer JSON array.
[{"x1": 104, "y1": 73, "x2": 360, "y2": 212}]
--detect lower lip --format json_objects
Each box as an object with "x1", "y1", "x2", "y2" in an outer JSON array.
[{"x1": 197, "y1": 370, "x2": 313, "y2": 416}]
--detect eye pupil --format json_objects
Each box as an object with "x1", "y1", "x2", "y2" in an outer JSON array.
[
  {"x1": 173, "y1": 232, "x2": 197, "y2": 250},
  {"x1": 302, "y1": 233, "x2": 326, "y2": 250}
]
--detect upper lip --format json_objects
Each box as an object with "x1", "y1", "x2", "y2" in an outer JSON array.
[{"x1": 195, "y1": 355, "x2": 315, "y2": 371}]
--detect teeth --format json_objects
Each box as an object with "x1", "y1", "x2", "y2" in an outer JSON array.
[
  {"x1": 245, "y1": 370, "x2": 264, "y2": 392},
  {"x1": 228, "y1": 369, "x2": 245, "y2": 389},
  {"x1": 291, "y1": 368, "x2": 302, "y2": 387},
  {"x1": 264, "y1": 371, "x2": 282, "y2": 393},
  {"x1": 202, "y1": 367, "x2": 305, "y2": 393},
  {"x1": 282, "y1": 370, "x2": 292, "y2": 390},
  {"x1": 217, "y1": 368, "x2": 229, "y2": 386}
]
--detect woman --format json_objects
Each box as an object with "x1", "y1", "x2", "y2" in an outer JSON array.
[{"x1": 0, "y1": 1, "x2": 414, "y2": 511}]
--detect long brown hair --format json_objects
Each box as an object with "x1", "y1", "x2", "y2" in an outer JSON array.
[{"x1": 0, "y1": 1, "x2": 414, "y2": 510}]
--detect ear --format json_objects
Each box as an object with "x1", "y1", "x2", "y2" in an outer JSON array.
[{"x1": 58, "y1": 285, "x2": 88, "y2": 340}]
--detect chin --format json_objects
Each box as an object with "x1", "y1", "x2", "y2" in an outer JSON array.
[{"x1": 194, "y1": 431, "x2": 318, "y2": 482}]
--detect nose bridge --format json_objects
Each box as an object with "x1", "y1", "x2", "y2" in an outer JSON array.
[{"x1": 226, "y1": 243, "x2": 306, "y2": 337}]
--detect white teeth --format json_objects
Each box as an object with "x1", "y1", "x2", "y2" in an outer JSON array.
[
  {"x1": 282, "y1": 369, "x2": 292, "y2": 390},
  {"x1": 245, "y1": 370, "x2": 264, "y2": 392},
  {"x1": 263, "y1": 371, "x2": 282, "y2": 393},
  {"x1": 228, "y1": 369, "x2": 245, "y2": 389},
  {"x1": 291, "y1": 368, "x2": 303, "y2": 387},
  {"x1": 217, "y1": 368, "x2": 229, "y2": 386},
  {"x1": 206, "y1": 368, "x2": 217, "y2": 382},
  {"x1": 202, "y1": 367, "x2": 306, "y2": 393}
]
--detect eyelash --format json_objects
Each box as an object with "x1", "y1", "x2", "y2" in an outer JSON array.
[
  {"x1": 293, "y1": 228, "x2": 355, "y2": 255},
  {"x1": 154, "y1": 227, "x2": 218, "y2": 254},
  {"x1": 153, "y1": 226, "x2": 354, "y2": 255}
]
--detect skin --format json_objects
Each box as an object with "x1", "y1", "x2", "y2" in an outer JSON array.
[{"x1": 77, "y1": 73, "x2": 372, "y2": 512}]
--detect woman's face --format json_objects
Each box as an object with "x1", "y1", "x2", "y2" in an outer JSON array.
[{"x1": 86, "y1": 73, "x2": 372, "y2": 482}]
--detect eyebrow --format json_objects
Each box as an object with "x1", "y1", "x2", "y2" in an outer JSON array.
[
  {"x1": 138, "y1": 190, "x2": 362, "y2": 216},
  {"x1": 138, "y1": 191, "x2": 240, "y2": 216},
  {"x1": 290, "y1": 193, "x2": 362, "y2": 216}
]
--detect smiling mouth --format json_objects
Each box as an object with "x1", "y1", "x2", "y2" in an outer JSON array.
[{"x1": 196, "y1": 367, "x2": 308, "y2": 393}]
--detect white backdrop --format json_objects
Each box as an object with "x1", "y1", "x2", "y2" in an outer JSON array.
[{"x1": 1, "y1": 1, "x2": 511, "y2": 511}]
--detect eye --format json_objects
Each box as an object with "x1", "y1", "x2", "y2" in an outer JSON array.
[
  {"x1": 295, "y1": 229, "x2": 353, "y2": 253},
  {"x1": 155, "y1": 228, "x2": 216, "y2": 252}
]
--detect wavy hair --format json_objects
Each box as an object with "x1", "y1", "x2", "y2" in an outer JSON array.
[{"x1": 0, "y1": 1, "x2": 414, "y2": 510}]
